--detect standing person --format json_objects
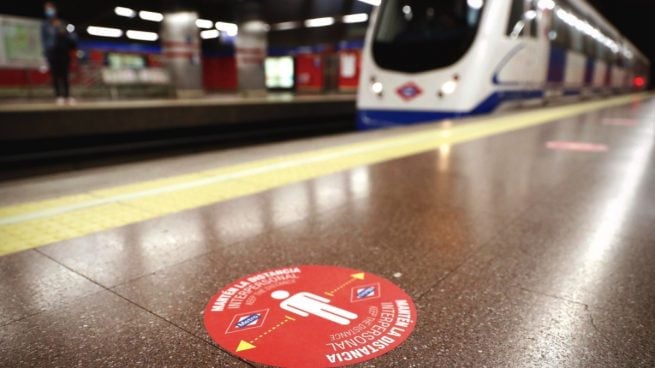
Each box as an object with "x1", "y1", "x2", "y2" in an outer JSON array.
[{"x1": 41, "y1": 2, "x2": 77, "y2": 105}]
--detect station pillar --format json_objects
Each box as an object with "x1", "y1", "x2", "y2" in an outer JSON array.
[
  {"x1": 160, "y1": 11, "x2": 203, "y2": 97},
  {"x1": 235, "y1": 2, "x2": 268, "y2": 95}
]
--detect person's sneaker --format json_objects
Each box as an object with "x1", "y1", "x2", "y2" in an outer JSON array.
[
  {"x1": 66, "y1": 97, "x2": 77, "y2": 105},
  {"x1": 56, "y1": 97, "x2": 66, "y2": 105}
]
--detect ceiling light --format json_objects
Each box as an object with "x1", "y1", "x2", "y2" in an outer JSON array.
[
  {"x1": 305, "y1": 17, "x2": 335, "y2": 28},
  {"x1": 343, "y1": 13, "x2": 368, "y2": 24},
  {"x1": 196, "y1": 19, "x2": 213, "y2": 29},
  {"x1": 467, "y1": 0, "x2": 484, "y2": 10},
  {"x1": 87, "y1": 26, "x2": 122, "y2": 38},
  {"x1": 538, "y1": 0, "x2": 555, "y2": 10},
  {"x1": 200, "y1": 29, "x2": 220, "y2": 39},
  {"x1": 139, "y1": 10, "x2": 164, "y2": 22},
  {"x1": 273, "y1": 21, "x2": 300, "y2": 31},
  {"x1": 215, "y1": 21, "x2": 238, "y2": 36},
  {"x1": 114, "y1": 6, "x2": 136, "y2": 18},
  {"x1": 126, "y1": 30, "x2": 158, "y2": 41},
  {"x1": 357, "y1": 0, "x2": 381, "y2": 6},
  {"x1": 66, "y1": 24, "x2": 75, "y2": 32}
]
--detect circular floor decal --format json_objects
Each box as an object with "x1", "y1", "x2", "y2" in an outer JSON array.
[{"x1": 204, "y1": 265, "x2": 417, "y2": 367}]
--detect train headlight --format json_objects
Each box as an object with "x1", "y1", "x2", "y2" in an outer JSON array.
[
  {"x1": 440, "y1": 80, "x2": 458, "y2": 95},
  {"x1": 371, "y1": 82, "x2": 384, "y2": 95}
]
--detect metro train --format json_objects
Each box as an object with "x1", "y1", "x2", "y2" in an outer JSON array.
[{"x1": 356, "y1": 0, "x2": 650, "y2": 129}]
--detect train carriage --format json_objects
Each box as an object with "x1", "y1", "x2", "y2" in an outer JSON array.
[{"x1": 356, "y1": 0, "x2": 650, "y2": 129}]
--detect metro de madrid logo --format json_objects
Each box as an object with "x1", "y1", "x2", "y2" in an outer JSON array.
[
  {"x1": 396, "y1": 82, "x2": 423, "y2": 101},
  {"x1": 204, "y1": 265, "x2": 417, "y2": 367}
]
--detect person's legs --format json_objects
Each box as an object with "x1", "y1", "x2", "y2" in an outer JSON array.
[
  {"x1": 48, "y1": 58, "x2": 63, "y2": 98},
  {"x1": 60, "y1": 54, "x2": 71, "y2": 99},
  {"x1": 61, "y1": 63, "x2": 70, "y2": 98},
  {"x1": 51, "y1": 52, "x2": 73, "y2": 103}
]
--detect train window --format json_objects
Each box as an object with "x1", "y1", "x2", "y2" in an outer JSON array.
[
  {"x1": 583, "y1": 21, "x2": 596, "y2": 58},
  {"x1": 616, "y1": 56, "x2": 624, "y2": 68},
  {"x1": 595, "y1": 37, "x2": 606, "y2": 61},
  {"x1": 569, "y1": 22, "x2": 583, "y2": 53},
  {"x1": 372, "y1": 0, "x2": 486, "y2": 73},
  {"x1": 527, "y1": 0, "x2": 538, "y2": 38},
  {"x1": 506, "y1": 0, "x2": 524, "y2": 37},
  {"x1": 506, "y1": 0, "x2": 538, "y2": 39},
  {"x1": 552, "y1": 8, "x2": 571, "y2": 49}
]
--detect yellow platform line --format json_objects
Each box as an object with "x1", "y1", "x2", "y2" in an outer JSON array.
[{"x1": 0, "y1": 94, "x2": 647, "y2": 256}]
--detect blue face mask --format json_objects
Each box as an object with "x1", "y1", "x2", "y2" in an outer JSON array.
[{"x1": 45, "y1": 8, "x2": 56, "y2": 18}]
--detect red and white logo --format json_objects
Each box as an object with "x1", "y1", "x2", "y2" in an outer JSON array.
[
  {"x1": 350, "y1": 283, "x2": 381, "y2": 303},
  {"x1": 225, "y1": 309, "x2": 270, "y2": 334},
  {"x1": 396, "y1": 82, "x2": 422, "y2": 101},
  {"x1": 204, "y1": 265, "x2": 417, "y2": 367}
]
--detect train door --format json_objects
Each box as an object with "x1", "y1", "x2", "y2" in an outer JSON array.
[
  {"x1": 521, "y1": 0, "x2": 547, "y2": 104},
  {"x1": 501, "y1": 0, "x2": 547, "y2": 106}
]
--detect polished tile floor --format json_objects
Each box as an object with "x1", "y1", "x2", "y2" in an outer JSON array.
[{"x1": 1, "y1": 98, "x2": 654, "y2": 367}]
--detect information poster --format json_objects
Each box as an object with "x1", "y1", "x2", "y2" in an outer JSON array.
[{"x1": 0, "y1": 15, "x2": 45, "y2": 68}]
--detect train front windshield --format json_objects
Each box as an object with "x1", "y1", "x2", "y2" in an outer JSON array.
[{"x1": 373, "y1": 0, "x2": 485, "y2": 73}]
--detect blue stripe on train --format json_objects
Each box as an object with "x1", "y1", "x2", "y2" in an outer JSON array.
[{"x1": 357, "y1": 90, "x2": 544, "y2": 130}]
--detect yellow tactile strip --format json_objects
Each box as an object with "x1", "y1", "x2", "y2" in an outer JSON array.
[{"x1": 0, "y1": 94, "x2": 647, "y2": 255}]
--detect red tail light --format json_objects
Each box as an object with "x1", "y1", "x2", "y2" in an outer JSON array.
[{"x1": 634, "y1": 76, "x2": 646, "y2": 88}]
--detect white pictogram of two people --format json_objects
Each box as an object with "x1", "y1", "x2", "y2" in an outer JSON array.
[{"x1": 271, "y1": 290, "x2": 358, "y2": 326}]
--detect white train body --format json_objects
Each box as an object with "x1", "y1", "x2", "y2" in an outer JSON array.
[{"x1": 357, "y1": 0, "x2": 650, "y2": 129}]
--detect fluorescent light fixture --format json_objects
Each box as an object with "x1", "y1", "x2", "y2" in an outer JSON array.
[
  {"x1": 241, "y1": 21, "x2": 269, "y2": 33},
  {"x1": 126, "y1": 30, "x2": 158, "y2": 41},
  {"x1": 343, "y1": 13, "x2": 368, "y2": 24},
  {"x1": 273, "y1": 21, "x2": 300, "y2": 31},
  {"x1": 114, "y1": 6, "x2": 136, "y2": 18},
  {"x1": 66, "y1": 24, "x2": 75, "y2": 32},
  {"x1": 87, "y1": 26, "x2": 122, "y2": 38},
  {"x1": 304, "y1": 17, "x2": 334, "y2": 28},
  {"x1": 538, "y1": 0, "x2": 555, "y2": 10},
  {"x1": 467, "y1": 0, "x2": 484, "y2": 9},
  {"x1": 139, "y1": 10, "x2": 164, "y2": 22},
  {"x1": 215, "y1": 21, "x2": 238, "y2": 36},
  {"x1": 200, "y1": 29, "x2": 220, "y2": 39},
  {"x1": 357, "y1": 0, "x2": 381, "y2": 6},
  {"x1": 196, "y1": 19, "x2": 213, "y2": 29}
]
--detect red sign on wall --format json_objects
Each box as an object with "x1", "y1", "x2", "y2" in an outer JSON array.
[{"x1": 204, "y1": 265, "x2": 417, "y2": 367}]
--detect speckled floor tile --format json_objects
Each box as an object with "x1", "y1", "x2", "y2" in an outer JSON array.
[
  {"x1": 0, "y1": 250, "x2": 102, "y2": 327},
  {"x1": 368, "y1": 271, "x2": 645, "y2": 367},
  {"x1": 456, "y1": 210, "x2": 655, "y2": 319},
  {"x1": 0, "y1": 289, "x2": 247, "y2": 368},
  {"x1": 111, "y1": 241, "x2": 291, "y2": 341}
]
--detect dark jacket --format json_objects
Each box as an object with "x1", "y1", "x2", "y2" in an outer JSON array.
[{"x1": 41, "y1": 20, "x2": 77, "y2": 60}]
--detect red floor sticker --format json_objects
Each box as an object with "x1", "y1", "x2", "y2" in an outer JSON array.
[
  {"x1": 546, "y1": 141, "x2": 609, "y2": 152},
  {"x1": 204, "y1": 265, "x2": 416, "y2": 367},
  {"x1": 602, "y1": 118, "x2": 637, "y2": 126}
]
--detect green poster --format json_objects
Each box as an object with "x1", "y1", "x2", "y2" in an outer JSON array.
[{"x1": 0, "y1": 16, "x2": 45, "y2": 67}]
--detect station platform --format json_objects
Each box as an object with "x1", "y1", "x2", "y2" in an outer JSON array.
[
  {"x1": 0, "y1": 93, "x2": 356, "y2": 141},
  {"x1": 1, "y1": 94, "x2": 654, "y2": 367}
]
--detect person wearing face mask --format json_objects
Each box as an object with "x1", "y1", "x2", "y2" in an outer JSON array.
[{"x1": 41, "y1": 1, "x2": 78, "y2": 105}]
